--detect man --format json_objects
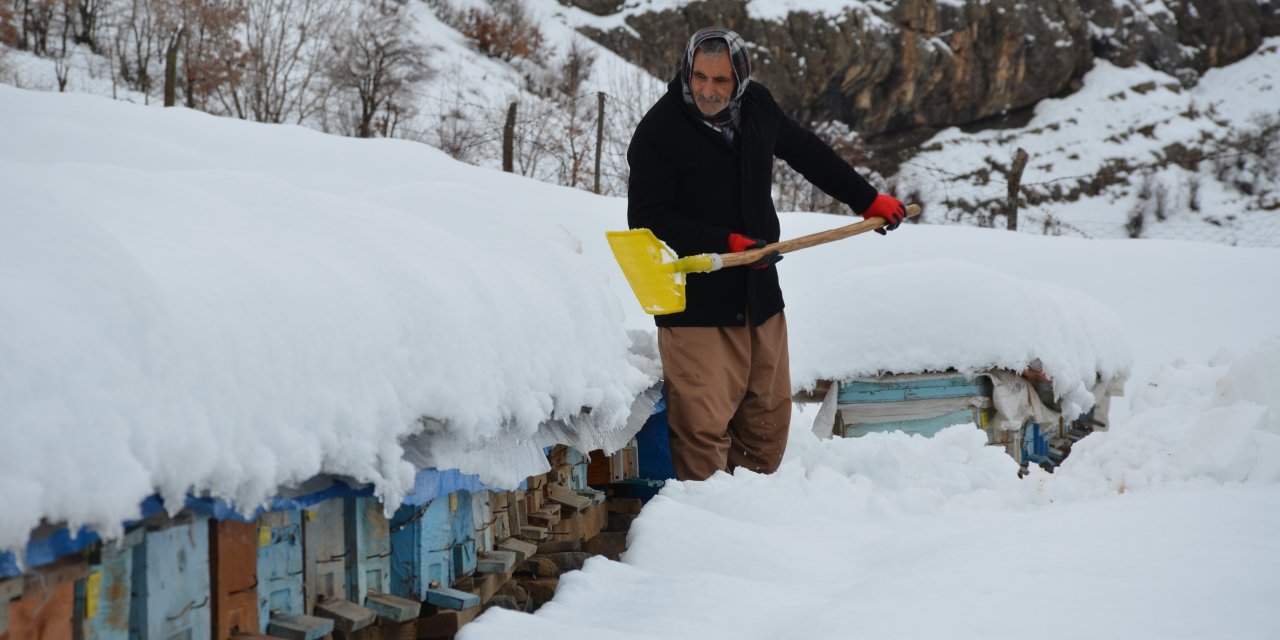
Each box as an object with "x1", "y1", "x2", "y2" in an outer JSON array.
[{"x1": 627, "y1": 27, "x2": 907, "y2": 481}]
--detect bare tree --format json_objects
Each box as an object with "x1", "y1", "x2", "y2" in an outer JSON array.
[
  {"x1": 216, "y1": 0, "x2": 344, "y2": 123},
  {"x1": 111, "y1": 0, "x2": 159, "y2": 97},
  {"x1": 20, "y1": 0, "x2": 60, "y2": 54},
  {"x1": 328, "y1": 0, "x2": 432, "y2": 138},
  {"x1": 73, "y1": 0, "x2": 107, "y2": 50}
]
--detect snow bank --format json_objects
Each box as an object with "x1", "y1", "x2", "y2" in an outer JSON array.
[
  {"x1": 0, "y1": 85, "x2": 655, "y2": 552},
  {"x1": 462, "y1": 337, "x2": 1280, "y2": 640}
]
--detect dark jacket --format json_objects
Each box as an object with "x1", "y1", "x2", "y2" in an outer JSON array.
[{"x1": 627, "y1": 78, "x2": 880, "y2": 327}]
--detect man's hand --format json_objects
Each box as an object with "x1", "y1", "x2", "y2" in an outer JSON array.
[
  {"x1": 727, "y1": 233, "x2": 782, "y2": 269},
  {"x1": 861, "y1": 194, "x2": 906, "y2": 235}
]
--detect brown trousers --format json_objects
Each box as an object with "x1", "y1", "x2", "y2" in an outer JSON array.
[{"x1": 657, "y1": 311, "x2": 791, "y2": 481}]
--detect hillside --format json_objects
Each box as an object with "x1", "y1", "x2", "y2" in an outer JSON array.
[{"x1": 2, "y1": 0, "x2": 1275, "y2": 245}]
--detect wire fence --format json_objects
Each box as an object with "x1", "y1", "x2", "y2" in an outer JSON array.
[
  {"x1": 1016, "y1": 212, "x2": 1280, "y2": 247},
  {"x1": 897, "y1": 138, "x2": 1280, "y2": 248}
]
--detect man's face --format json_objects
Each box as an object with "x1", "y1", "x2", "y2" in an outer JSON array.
[{"x1": 690, "y1": 50, "x2": 735, "y2": 117}]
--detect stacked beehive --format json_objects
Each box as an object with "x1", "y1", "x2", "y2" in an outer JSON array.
[{"x1": 0, "y1": 442, "x2": 648, "y2": 640}]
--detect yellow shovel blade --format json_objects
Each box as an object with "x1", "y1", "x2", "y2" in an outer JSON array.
[
  {"x1": 607, "y1": 229, "x2": 721, "y2": 315},
  {"x1": 607, "y1": 229, "x2": 686, "y2": 314}
]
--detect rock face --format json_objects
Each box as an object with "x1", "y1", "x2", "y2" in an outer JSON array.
[{"x1": 575, "y1": 0, "x2": 1278, "y2": 144}]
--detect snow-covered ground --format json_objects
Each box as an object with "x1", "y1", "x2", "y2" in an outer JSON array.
[{"x1": 3, "y1": 36, "x2": 1279, "y2": 637}]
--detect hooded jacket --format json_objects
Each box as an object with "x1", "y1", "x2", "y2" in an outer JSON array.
[{"x1": 627, "y1": 75, "x2": 880, "y2": 328}]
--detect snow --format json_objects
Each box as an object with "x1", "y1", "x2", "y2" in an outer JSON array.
[
  {"x1": 0, "y1": 85, "x2": 656, "y2": 551},
  {"x1": 2, "y1": 23, "x2": 1280, "y2": 638},
  {"x1": 462, "y1": 358, "x2": 1280, "y2": 639},
  {"x1": 899, "y1": 40, "x2": 1280, "y2": 240},
  {"x1": 786, "y1": 257, "x2": 1130, "y2": 418}
]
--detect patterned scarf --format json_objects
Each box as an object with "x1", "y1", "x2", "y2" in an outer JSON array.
[{"x1": 679, "y1": 27, "x2": 752, "y2": 136}]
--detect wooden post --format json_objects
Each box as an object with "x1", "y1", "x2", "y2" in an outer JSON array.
[
  {"x1": 502, "y1": 102, "x2": 517, "y2": 173},
  {"x1": 163, "y1": 27, "x2": 184, "y2": 107},
  {"x1": 594, "y1": 92, "x2": 605, "y2": 194},
  {"x1": 1006, "y1": 147, "x2": 1029, "y2": 231}
]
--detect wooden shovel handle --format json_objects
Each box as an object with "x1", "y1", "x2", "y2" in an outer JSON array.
[{"x1": 719, "y1": 204, "x2": 921, "y2": 269}]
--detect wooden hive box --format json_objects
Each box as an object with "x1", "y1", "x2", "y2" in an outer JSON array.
[
  {"x1": 470, "y1": 491, "x2": 493, "y2": 556},
  {"x1": 0, "y1": 576, "x2": 20, "y2": 638},
  {"x1": 448, "y1": 492, "x2": 477, "y2": 582},
  {"x1": 345, "y1": 496, "x2": 420, "y2": 636},
  {"x1": 211, "y1": 518, "x2": 261, "y2": 638},
  {"x1": 257, "y1": 510, "x2": 305, "y2": 625},
  {"x1": 129, "y1": 516, "x2": 211, "y2": 640},
  {"x1": 564, "y1": 448, "x2": 591, "y2": 491},
  {"x1": 1, "y1": 557, "x2": 86, "y2": 640},
  {"x1": 302, "y1": 499, "x2": 349, "y2": 609},
  {"x1": 303, "y1": 498, "x2": 377, "y2": 635},
  {"x1": 74, "y1": 527, "x2": 143, "y2": 640},
  {"x1": 389, "y1": 491, "x2": 481, "y2": 612},
  {"x1": 835, "y1": 373, "x2": 993, "y2": 439},
  {"x1": 257, "y1": 510, "x2": 333, "y2": 639},
  {"x1": 390, "y1": 497, "x2": 451, "y2": 602},
  {"x1": 587, "y1": 441, "x2": 640, "y2": 485},
  {"x1": 345, "y1": 496, "x2": 392, "y2": 605}
]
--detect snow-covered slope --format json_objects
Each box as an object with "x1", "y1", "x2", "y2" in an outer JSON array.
[
  {"x1": 4, "y1": 3, "x2": 1276, "y2": 244},
  {"x1": 899, "y1": 41, "x2": 1280, "y2": 243}
]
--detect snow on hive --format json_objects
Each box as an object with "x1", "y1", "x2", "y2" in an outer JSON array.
[
  {"x1": 0, "y1": 85, "x2": 656, "y2": 553},
  {"x1": 787, "y1": 258, "x2": 1132, "y2": 421}
]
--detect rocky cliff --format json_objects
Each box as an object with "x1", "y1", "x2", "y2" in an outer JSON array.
[{"x1": 574, "y1": 0, "x2": 1278, "y2": 148}]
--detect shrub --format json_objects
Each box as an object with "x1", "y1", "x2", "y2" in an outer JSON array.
[
  {"x1": 0, "y1": 6, "x2": 18, "y2": 48},
  {"x1": 457, "y1": 0, "x2": 545, "y2": 63}
]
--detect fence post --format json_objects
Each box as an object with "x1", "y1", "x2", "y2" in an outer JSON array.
[
  {"x1": 163, "y1": 27, "x2": 185, "y2": 107},
  {"x1": 503, "y1": 102, "x2": 517, "y2": 173},
  {"x1": 1006, "y1": 147, "x2": 1029, "y2": 231},
  {"x1": 594, "y1": 92, "x2": 605, "y2": 194}
]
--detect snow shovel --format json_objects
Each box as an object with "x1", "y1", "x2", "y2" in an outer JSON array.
[{"x1": 607, "y1": 204, "x2": 921, "y2": 315}]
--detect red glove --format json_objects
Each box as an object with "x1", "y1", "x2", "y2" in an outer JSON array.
[
  {"x1": 727, "y1": 233, "x2": 763, "y2": 253},
  {"x1": 861, "y1": 194, "x2": 906, "y2": 235},
  {"x1": 727, "y1": 233, "x2": 782, "y2": 269}
]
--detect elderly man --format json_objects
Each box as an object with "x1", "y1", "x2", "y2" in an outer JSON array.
[{"x1": 626, "y1": 27, "x2": 907, "y2": 481}]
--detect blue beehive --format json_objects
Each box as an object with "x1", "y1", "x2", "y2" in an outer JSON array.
[
  {"x1": 346, "y1": 497, "x2": 420, "y2": 624},
  {"x1": 389, "y1": 491, "x2": 479, "y2": 610},
  {"x1": 129, "y1": 516, "x2": 211, "y2": 640},
  {"x1": 565, "y1": 448, "x2": 591, "y2": 491},
  {"x1": 345, "y1": 496, "x2": 392, "y2": 602},
  {"x1": 390, "y1": 497, "x2": 453, "y2": 600},
  {"x1": 75, "y1": 527, "x2": 143, "y2": 640},
  {"x1": 835, "y1": 373, "x2": 994, "y2": 438},
  {"x1": 449, "y1": 492, "x2": 477, "y2": 580},
  {"x1": 256, "y1": 509, "x2": 305, "y2": 627},
  {"x1": 256, "y1": 510, "x2": 334, "y2": 640},
  {"x1": 470, "y1": 491, "x2": 491, "y2": 555}
]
